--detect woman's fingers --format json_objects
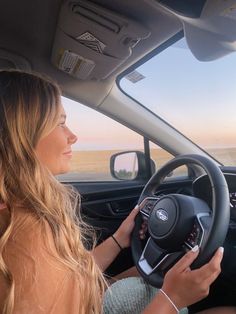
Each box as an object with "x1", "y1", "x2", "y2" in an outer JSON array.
[
  {"x1": 172, "y1": 245, "x2": 200, "y2": 272},
  {"x1": 129, "y1": 204, "x2": 140, "y2": 220},
  {"x1": 139, "y1": 221, "x2": 148, "y2": 239},
  {"x1": 192, "y1": 247, "x2": 224, "y2": 282},
  {"x1": 162, "y1": 247, "x2": 224, "y2": 309},
  {"x1": 123, "y1": 205, "x2": 139, "y2": 223},
  {"x1": 173, "y1": 246, "x2": 223, "y2": 278}
]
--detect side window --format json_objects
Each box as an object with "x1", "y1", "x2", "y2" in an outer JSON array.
[
  {"x1": 58, "y1": 97, "x2": 144, "y2": 181},
  {"x1": 150, "y1": 142, "x2": 189, "y2": 178}
]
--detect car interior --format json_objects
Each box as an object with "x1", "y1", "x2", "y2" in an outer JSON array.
[{"x1": 1, "y1": 0, "x2": 236, "y2": 312}]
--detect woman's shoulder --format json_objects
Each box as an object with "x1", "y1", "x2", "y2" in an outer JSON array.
[
  {"x1": 0, "y1": 205, "x2": 40, "y2": 239},
  {"x1": 2, "y1": 206, "x2": 56, "y2": 255},
  {"x1": 1, "y1": 207, "x2": 78, "y2": 314},
  {"x1": 13, "y1": 206, "x2": 42, "y2": 231},
  {"x1": 4, "y1": 206, "x2": 64, "y2": 272},
  {"x1": 0, "y1": 204, "x2": 39, "y2": 226}
]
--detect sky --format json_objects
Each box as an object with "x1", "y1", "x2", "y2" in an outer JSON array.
[
  {"x1": 62, "y1": 97, "x2": 144, "y2": 151},
  {"x1": 120, "y1": 38, "x2": 236, "y2": 148},
  {"x1": 63, "y1": 37, "x2": 236, "y2": 151}
]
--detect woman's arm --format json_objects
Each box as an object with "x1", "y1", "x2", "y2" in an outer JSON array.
[
  {"x1": 93, "y1": 235, "x2": 122, "y2": 272},
  {"x1": 142, "y1": 292, "x2": 178, "y2": 314},
  {"x1": 93, "y1": 205, "x2": 139, "y2": 271}
]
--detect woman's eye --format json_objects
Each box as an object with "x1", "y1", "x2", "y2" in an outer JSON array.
[{"x1": 58, "y1": 122, "x2": 66, "y2": 127}]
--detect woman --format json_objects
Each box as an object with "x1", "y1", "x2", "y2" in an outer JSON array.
[{"x1": 0, "y1": 69, "x2": 234, "y2": 314}]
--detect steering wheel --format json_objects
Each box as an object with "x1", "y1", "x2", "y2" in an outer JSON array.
[{"x1": 131, "y1": 154, "x2": 230, "y2": 288}]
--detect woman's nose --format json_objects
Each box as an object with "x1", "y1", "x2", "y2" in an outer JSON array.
[{"x1": 68, "y1": 128, "x2": 78, "y2": 144}]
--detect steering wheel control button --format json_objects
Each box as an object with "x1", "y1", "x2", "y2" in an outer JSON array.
[
  {"x1": 185, "y1": 218, "x2": 203, "y2": 248},
  {"x1": 140, "y1": 198, "x2": 158, "y2": 218}
]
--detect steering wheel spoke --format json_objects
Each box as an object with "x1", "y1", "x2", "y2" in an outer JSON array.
[
  {"x1": 138, "y1": 237, "x2": 184, "y2": 275},
  {"x1": 139, "y1": 197, "x2": 160, "y2": 218}
]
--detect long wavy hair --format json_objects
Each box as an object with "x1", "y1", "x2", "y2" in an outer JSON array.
[{"x1": 0, "y1": 70, "x2": 105, "y2": 313}]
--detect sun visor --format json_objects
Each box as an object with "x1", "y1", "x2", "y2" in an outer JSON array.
[{"x1": 51, "y1": 1, "x2": 150, "y2": 80}]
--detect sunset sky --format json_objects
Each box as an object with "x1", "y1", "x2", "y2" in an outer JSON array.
[
  {"x1": 63, "y1": 38, "x2": 236, "y2": 151},
  {"x1": 63, "y1": 97, "x2": 144, "y2": 151},
  {"x1": 120, "y1": 38, "x2": 236, "y2": 148}
]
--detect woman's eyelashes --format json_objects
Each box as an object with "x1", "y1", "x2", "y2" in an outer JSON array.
[{"x1": 58, "y1": 121, "x2": 66, "y2": 128}]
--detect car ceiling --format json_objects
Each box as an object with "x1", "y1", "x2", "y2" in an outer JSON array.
[{"x1": 0, "y1": 0, "x2": 182, "y2": 107}]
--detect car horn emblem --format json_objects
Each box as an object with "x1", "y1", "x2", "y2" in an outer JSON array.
[{"x1": 156, "y1": 209, "x2": 168, "y2": 221}]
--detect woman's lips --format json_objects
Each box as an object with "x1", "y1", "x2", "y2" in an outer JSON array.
[{"x1": 63, "y1": 150, "x2": 72, "y2": 157}]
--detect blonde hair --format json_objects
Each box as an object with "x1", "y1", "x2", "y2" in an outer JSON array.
[{"x1": 0, "y1": 70, "x2": 105, "y2": 313}]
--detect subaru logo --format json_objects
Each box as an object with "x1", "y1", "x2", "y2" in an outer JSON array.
[{"x1": 156, "y1": 209, "x2": 168, "y2": 221}]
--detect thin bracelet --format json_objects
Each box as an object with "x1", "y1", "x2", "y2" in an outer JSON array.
[
  {"x1": 159, "y1": 289, "x2": 179, "y2": 313},
  {"x1": 111, "y1": 235, "x2": 123, "y2": 251}
]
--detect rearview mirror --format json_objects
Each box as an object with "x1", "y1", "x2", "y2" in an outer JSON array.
[{"x1": 152, "y1": 0, "x2": 236, "y2": 61}]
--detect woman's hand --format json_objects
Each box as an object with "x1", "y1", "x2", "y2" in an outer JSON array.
[
  {"x1": 162, "y1": 246, "x2": 224, "y2": 310},
  {"x1": 139, "y1": 220, "x2": 148, "y2": 240},
  {"x1": 113, "y1": 205, "x2": 140, "y2": 248},
  {"x1": 94, "y1": 205, "x2": 142, "y2": 271}
]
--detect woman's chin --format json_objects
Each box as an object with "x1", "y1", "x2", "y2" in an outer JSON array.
[{"x1": 52, "y1": 165, "x2": 70, "y2": 176}]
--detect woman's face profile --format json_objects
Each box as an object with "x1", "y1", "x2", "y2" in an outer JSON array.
[{"x1": 35, "y1": 105, "x2": 77, "y2": 175}]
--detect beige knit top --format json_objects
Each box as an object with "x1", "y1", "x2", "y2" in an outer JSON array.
[{"x1": 0, "y1": 205, "x2": 81, "y2": 313}]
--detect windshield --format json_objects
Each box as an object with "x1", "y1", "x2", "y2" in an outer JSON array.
[{"x1": 120, "y1": 37, "x2": 236, "y2": 166}]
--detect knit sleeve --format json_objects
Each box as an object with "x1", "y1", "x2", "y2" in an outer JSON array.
[{"x1": 0, "y1": 209, "x2": 77, "y2": 314}]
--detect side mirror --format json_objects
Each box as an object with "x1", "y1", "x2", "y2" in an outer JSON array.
[{"x1": 110, "y1": 151, "x2": 156, "y2": 180}]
